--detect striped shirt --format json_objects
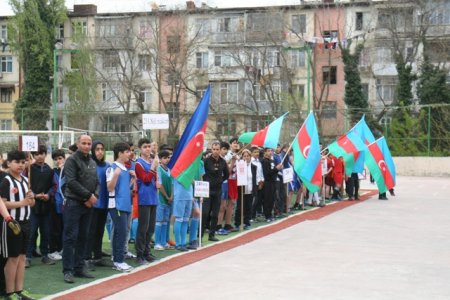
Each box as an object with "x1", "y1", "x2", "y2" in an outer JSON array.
[{"x1": 0, "y1": 174, "x2": 30, "y2": 221}]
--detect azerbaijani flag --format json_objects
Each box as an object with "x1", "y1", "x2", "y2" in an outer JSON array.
[
  {"x1": 292, "y1": 112, "x2": 322, "y2": 193},
  {"x1": 365, "y1": 137, "x2": 396, "y2": 194},
  {"x1": 238, "y1": 112, "x2": 288, "y2": 149},
  {"x1": 351, "y1": 115, "x2": 376, "y2": 173},
  {"x1": 328, "y1": 130, "x2": 367, "y2": 176},
  {"x1": 168, "y1": 86, "x2": 210, "y2": 188}
]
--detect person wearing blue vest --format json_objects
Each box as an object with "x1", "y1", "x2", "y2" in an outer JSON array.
[
  {"x1": 135, "y1": 138, "x2": 159, "y2": 265},
  {"x1": 106, "y1": 142, "x2": 135, "y2": 273}
]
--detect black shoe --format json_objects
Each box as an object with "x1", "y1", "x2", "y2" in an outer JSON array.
[
  {"x1": 74, "y1": 269, "x2": 95, "y2": 279},
  {"x1": 41, "y1": 256, "x2": 56, "y2": 265},
  {"x1": 64, "y1": 272, "x2": 75, "y2": 284},
  {"x1": 101, "y1": 251, "x2": 111, "y2": 257},
  {"x1": 85, "y1": 260, "x2": 96, "y2": 271},
  {"x1": 208, "y1": 235, "x2": 219, "y2": 242},
  {"x1": 144, "y1": 254, "x2": 159, "y2": 263},
  {"x1": 92, "y1": 258, "x2": 114, "y2": 267},
  {"x1": 176, "y1": 246, "x2": 189, "y2": 252}
]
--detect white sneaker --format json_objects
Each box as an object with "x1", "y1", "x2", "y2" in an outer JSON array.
[
  {"x1": 113, "y1": 262, "x2": 133, "y2": 272},
  {"x1": 48, "y1": 251, "x2": 62, "y2": 260},
  {"x1": 154, "y1": 244, "x2": 165, "y2": 251},
  {"x1": 125, "y1": 251, "x2": 136, "y2": 259}
]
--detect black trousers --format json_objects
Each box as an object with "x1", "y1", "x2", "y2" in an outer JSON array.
[
  {"x1": 201, "y1": 189, "x2": 221, "y2": 237},
  {"x1": 49, "y1": 203, "x2": 63, "y2": 253},
  {"x1": 252, "y1": 188, "x2": 264, "y2": 218},
  {"x1": 275, "y1": 181, "x2": 285, "y2": 214},
  {"x1": 235, "y1": 193, "x2": 253, "y2": 227},
  {"x1": 135, "y1": 205, "x2": 156, "y2": 258},
  {"x1": 345, "y1": 173, "x2": 360, "y2": 198},
  {"x1": 263, "y1": 181, "x2": 276, "y2": 220},
  {"x1": 84, "y1": 207, "x2": 108, "y2": 260}
]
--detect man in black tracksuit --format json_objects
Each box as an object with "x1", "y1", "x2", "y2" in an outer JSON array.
[
  {"x1": 262, "y1": 148, "x2": 282, "y2": 222},
  {"x1": 202, "y1": 141, "x2": 229, "y2": 241}
]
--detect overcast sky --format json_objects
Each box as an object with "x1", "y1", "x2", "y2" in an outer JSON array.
[{"x1": 1, "y1": 0, "x2": 302, "y2": 16}]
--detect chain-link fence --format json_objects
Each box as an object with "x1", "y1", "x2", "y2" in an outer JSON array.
[{"x1": 2, "y1": 103, "x2": 449, "y2": 156}]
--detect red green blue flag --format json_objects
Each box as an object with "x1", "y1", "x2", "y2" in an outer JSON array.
[
  {"x1": 328, "y1": 130, "x2": 367, "y2": 175},
  {"x1": 292, "y1": 112, "x2": 322, "y2": 193},
  {"x1": 238, "y1": 112, "x2": 288, "y2": 149},
  {"x1": 351, "y1": 115, "x2": 376, "y2": 173},
  {"x1": 168, "y1": 86, "x2": 210, "y2": 188},
  {"x1": 365, "y1": 137, "x2": 396, "y2": 193}
]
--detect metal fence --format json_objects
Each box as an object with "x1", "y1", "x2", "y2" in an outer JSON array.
[{"x1": 1, "y1": 103, "x2": 449, "y2": 156}]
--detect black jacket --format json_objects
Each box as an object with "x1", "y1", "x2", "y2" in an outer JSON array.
[
  {"x1": 262, "y1": 157, "x2": 279, "y2": 182},
  {"x1": 29, "y1": 163, "x2": 55, "y2": 214},
  {"x1": 63, "y1": 150, "x2": 99, "y2": 203},
  {"x1": 203, "y1": 155, "x2": 229, "y2": 191}
]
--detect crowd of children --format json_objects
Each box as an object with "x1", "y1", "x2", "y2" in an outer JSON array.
[{"x1": 0, "y1": 135, "x2": 379, "y2": 299}]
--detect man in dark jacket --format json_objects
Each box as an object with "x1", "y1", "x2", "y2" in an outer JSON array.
[
  {"x1": 262, "y1": 148, "x2": 282, "y2": 222},
  {"x1": 202, "y1": 141, "x2": 229, "y2": 241},
  {"x1": 62, "y1": 135, "x2": 99, "y2": 283}
]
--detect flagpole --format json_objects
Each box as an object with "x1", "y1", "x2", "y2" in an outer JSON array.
[
  {"x1": 198, "y1": 199, "x2": 202, "y2": 248},
  {"x1": 240, "y1": 186, "x2": 244, "y2": 232}
]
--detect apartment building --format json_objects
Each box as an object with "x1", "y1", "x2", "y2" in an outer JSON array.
[
  {"x1": 0, "y1": 18, "x2": 20, "y2": 130},
  {"x1": 1, "y1": 0, "x2": 448, "y2": 143}
]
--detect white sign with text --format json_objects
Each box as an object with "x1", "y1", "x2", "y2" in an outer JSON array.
[
  {"x1": 194, "y1": 181, "x2": 209, "y2": 198},
  {"x1": 236, "y1": 160, "x2": 248, "y2": 186},
  {"x1": 21, "y1": 136, "x2": 39, "y2": 152},
  {"x1": 282, "y1": 167, "x2": 294, "y2": 183},
  {"x1": 142, "y1": 114, "x2": 169, "y2": 129}
]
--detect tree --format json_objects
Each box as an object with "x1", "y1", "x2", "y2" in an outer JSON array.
[
  {"x1": 61, "y1": 26, "x2": 98, "y2": 130},
  {"x1": 8, "y1": 0, "x2": 67, "y2": 130}
]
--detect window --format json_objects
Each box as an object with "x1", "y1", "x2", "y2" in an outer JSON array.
[
  {"x1": 0, "y1": 88, "x2": 12, "y2": 103},
  {"x1": 196, "y1": 52, "x2": 209, "y2": 69},
  {"x1": 245, "y1": 116, "x2": 267, "y2": 132},
  {"x1": 166, "y1": 102, "x2": 179, "y2": 119},
  {"x1": 1, "y1": 56, "x2": 12, "y2": 73},
  {"x1": 139, "y1": 89, "x2": 152, "y2": 104},
  {"x1": 356, "y1": 12, "x2": 364, "y2": 31},
  {"x1": 166, "y1": 72, "x2": 180, "y2": 86},
  {"x1": 267, "y1": 50, "x2": 280, "y2": 67},
  {"x1": 322, "y1": 30, "x2": 338, "y2": 39},
  {"x1": 139, "y1": 21, "x2": 152, "y2": 38},
  {"x1": 102, "y1": 51, "x2": 119, "y2": 68},
  {"x1": 102, "y1": 82, "x2": 120, "y2": 102},
  {"x1": 167, "y1": 35, "x2": 180, "y2": 54},
  {"x1": 57, "y1": 87, "x2": 63, "y2": 103},
  {"x1": 291, "y1": 50, "x2": 306, "y2": 68},
  {"x1": 322, "y1": 66, "x2": 337, "y2": 84},
  {"x1": 196, "y1": 87, "x2": 207, "y2": 100},
  {"x1": 212, "y1": 82, "x2": 238, "y2": 105},
  {"x1": 214, "y1": 50, "x2": 231, "y2": 67},
  {"x1": 362, "y1": 84, "x2": 369, "y2": 102},
  {"x1": 98, "y1": 23, "x2": 117, "y2": 37},
  {"x1": 429, "y1": 2, "x2": 450, "y2": 25},
  {"x1": 138, "y1": 54, "x2": 151, "y2": 71},
  {"x1": 217, "y1": 117, "x2": 236, "y2": 136},
  {"x1": 55, "y1": 24, "x2": 64, "y2": 39},
  {"x1": 377, "y1": 11, "x2": 391, "y2": 29},
  {"x1": 292, "y1": 14, "x2": 306, "y2": 34},
  {"x1": 103, "y1": 115, "x2": 130, "y2": 133},
  {"x1": 195, "y1": 19, "x2": 210, "y2": 37},
  {"x1": 72, "y1": 21, "x2": 87, "y2": 36},
  {"x1": 0, "y1": 119, "x2": 12, "y2": 130},
  {"x1": 375, "y1": 47, "x2": 393, "y2": 64},
  {"x1": 1, "y1": 25, "x2": 8, "y2": 40},
  {"x1": 376, "y1": 78, "x2": 396, "y2": 104},
  {"x1": 218, "y1": 17, "x2": 231, "y2": 32},
  {"x1": 292, "y1": 84, "x2": 305, "y2": 99},
  {"x1": 322, "y1": 101, "x2": 336, "y2": 119},
  {"x1": 245, "y1": 83, "x2": 266, "y2": 102}
]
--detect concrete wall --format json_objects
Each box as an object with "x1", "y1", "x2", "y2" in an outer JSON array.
[{"x1": 394, "y1": 157, "x2": 450, "y2": 177}]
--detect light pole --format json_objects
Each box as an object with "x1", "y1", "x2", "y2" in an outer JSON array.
[
  {"x1": 281, "y1": 42, "x2": 312, "y2": 113},
  {"x1": 52, "y1": 42, "x2": 79, "y2": 130}
]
